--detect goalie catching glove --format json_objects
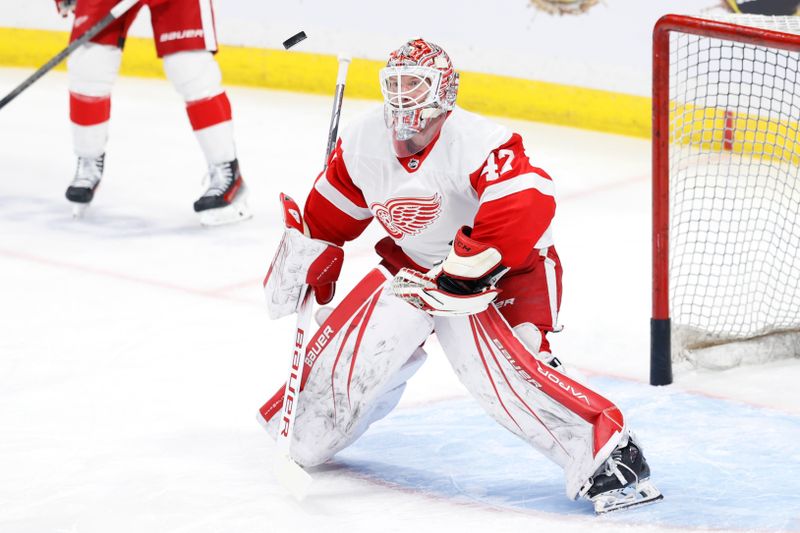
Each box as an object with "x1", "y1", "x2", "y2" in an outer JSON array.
[
  {"x1": 263, "y1": 193, "x2": 344, "y2": 319},
  {"x1": 391, "y1": 226, "x2": 507, "y2": 316}
]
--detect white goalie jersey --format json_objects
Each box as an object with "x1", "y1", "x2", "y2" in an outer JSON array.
[{"x1": 304, "y1": 106, "x2": 556, "y2": 271}]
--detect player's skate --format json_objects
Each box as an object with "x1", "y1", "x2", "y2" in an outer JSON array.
[
  {"x1": 582, "y1": 437, "x2": 663, "y2": 514},
  {"x1": 65, "y1": 154, "x2": 104, "y2": 218},
  {"x1": 194, "y1": 159, "x2": 252, "y2": 226}
]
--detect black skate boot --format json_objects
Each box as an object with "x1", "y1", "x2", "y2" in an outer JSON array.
[
  {"x1": 193, "y1": 159, "x2": 251, "y2": 226},
  {"x1": 583, "y1": 439, "x2": 663, "y2": 513},
  {"x1": 66, "y1": 154, "x2": 104, "y2": 217}
]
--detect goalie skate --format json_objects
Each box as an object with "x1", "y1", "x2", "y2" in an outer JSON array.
[
  {"x1": 582, "y1": 439, "x2": 663, "y2": 514},
  {"x1": 589, "y1": 478, "x2": 662, "y2": 514}
]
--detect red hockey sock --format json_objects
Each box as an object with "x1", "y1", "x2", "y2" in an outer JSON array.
[
  {"x1": 185, "y1": 92, "x2": 232, "y2": 131},
  {"x1": 70, "y1": 92, "x2": 111, "y2": 126}
]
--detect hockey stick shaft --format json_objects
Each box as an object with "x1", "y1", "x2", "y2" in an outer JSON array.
[
  {"x1": 0, "y1": 0, "x2": 139, "y2": 111},
  {"x1": 323, "y1": 55, "x2": 351, "y2": 168}
]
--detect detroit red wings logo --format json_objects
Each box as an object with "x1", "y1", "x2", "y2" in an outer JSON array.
[{"x1": 370, "y1": 194, "x2": 442, "y2": 239}]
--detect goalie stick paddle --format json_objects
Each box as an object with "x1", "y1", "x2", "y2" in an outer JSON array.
[
  {"x1": 266, "y1": 286, "x2": 314, "y2": 501},
  {"x1": 260, "y1": 55, "x2": 351, "y2": 501},
  {"x1": 0, "y1": 0, "x2": 139, "y2": 111}
]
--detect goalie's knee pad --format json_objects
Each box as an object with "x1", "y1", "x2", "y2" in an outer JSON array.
[
  {"x1": 162, "y1": 50, "x2": 223, "y2": 102},
  {"x1": 67, "y1": 43, "x2": 121, "y2": 96},
  {"x1": 513, "y1": 321, "x2": 564, "y2": 371},
  {"x1": 513, "y1": 322, "x2": 543, "y2": 353}
]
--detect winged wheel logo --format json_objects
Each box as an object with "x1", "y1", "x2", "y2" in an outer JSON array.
[{"x1": 370, "y1": 194, "x2": 442, "y2": 239}]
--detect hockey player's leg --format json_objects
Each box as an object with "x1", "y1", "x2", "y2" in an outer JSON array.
[
  {"x1": 65, "y1": 42, "x2": 121, "y2": 216},
  {"x1": 435, "y1": 306, "x2": 661, "y2": 512},
  {"x1": 162, "y1": 50, "x2": 248, "y2": 225},
  {"x1": 260, "y1": 267, "x2": 434, "y2": 467},
  {"x1": 156, "y1": 1, "x2": 248, "y2": 225},
  {"x1": 65, "y1": 0, "x2": 141, "y2": 217}
]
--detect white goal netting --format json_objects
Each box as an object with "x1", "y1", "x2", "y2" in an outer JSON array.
[{"x1": 668, "y1": 15, "x2": 800, "y2": 368}]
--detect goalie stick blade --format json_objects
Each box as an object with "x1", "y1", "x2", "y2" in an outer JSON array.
[
  {"x1": 272, "y1": 452, "x2": 313, "y2": 501},
  {"x1": 591, "y1": 479, "x2": 663, "y2": 514},
  {"x1": 256, "y1": 412, "x2": 313, "y2": 501}
]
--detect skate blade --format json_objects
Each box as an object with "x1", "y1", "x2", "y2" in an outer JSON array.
[
  {"x1": 71, "y1": 202, "x2": 90, "y2": 219},
  {"x1": 592, "y1": 479, "x2": 663, "y2": 514},
  {"x1": 197, "y1": 197, "x2": 252, "y2": 227}
]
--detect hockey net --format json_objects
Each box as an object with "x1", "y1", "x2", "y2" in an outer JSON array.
[{"x1": 651, "y1": 14, "x2": 800, "y2": 382}]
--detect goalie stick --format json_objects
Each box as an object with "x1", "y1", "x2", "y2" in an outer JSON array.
[
  {"x1": 260, "y1": 54, "x2": 351, "y2": 501},
  {"x1": 0, "y1": 0, "x2": 139, "y2": 111}
]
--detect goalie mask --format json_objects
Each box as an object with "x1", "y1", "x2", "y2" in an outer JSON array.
[{"x1": 380, "y1": 39, "x2": 459, "y2": 157}]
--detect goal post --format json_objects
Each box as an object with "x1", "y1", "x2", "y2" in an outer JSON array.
[{"x1": 651, "y1": 14, "x2": 800, "y2": 385}]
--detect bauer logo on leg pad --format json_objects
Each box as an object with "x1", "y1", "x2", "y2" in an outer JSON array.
[
  {"x1": 486, "y1": 328, "x2": 592, "y2": 407},
  {"x1": 483, "y1": 333, "x2": 542, "y2": 390},
  {"x1": 305, "y1": 325, "x2": 335, "y2": 367}
]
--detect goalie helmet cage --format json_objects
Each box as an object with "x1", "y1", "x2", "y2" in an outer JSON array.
[{"x1": 651, "y1": 14, "x2": 800, "y2": 385}]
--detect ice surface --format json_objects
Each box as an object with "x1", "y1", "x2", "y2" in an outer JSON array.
[
  {"x1": 341, "y1": 378, "x2": 800, "y2": 530},
  {"x1": 1, "y1": 68, "x2": 799, "y2": 533}
]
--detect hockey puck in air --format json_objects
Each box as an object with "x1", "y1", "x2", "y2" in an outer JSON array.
[{"x1": 283, "y1": 31, "x2": 307, "y2": 50}]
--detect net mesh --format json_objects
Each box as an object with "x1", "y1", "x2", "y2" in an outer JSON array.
[{"x1": 668, "y1": 15, "x2": 800, "y2": 368}]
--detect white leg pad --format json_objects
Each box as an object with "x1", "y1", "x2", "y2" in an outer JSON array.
[
  {"x1": 341, "y1": 347, "x2": 427, "y2": 450},
  {"x1": 265, "y1": 274, "x2": 434, "y2": 468},
  {"x1": 435, "y1": 306, "x2": 627, "y2": 499}
]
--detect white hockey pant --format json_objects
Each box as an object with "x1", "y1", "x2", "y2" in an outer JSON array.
[{"x1": 434, "y1": 306, "x2": 628, "y2": 499}]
